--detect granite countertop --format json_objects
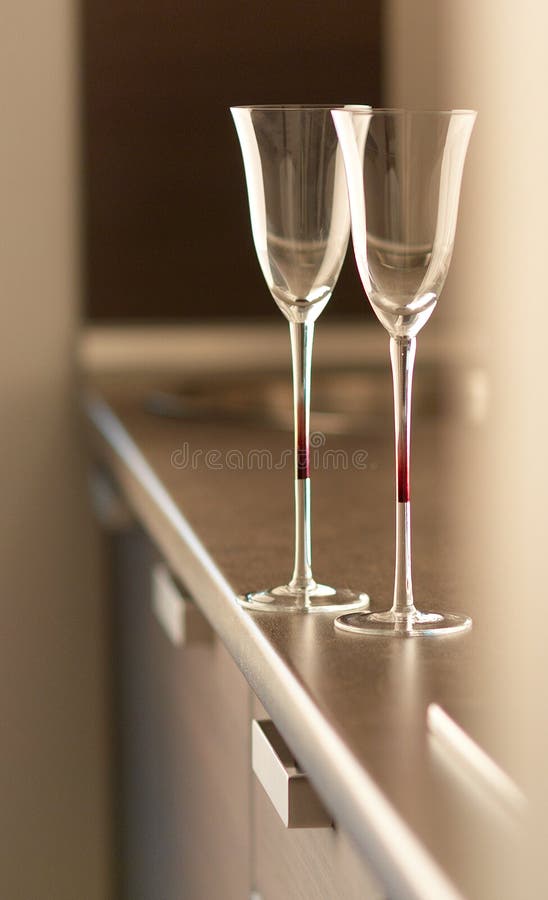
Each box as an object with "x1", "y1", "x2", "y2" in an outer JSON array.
[{"x1": 83, "y1": 323, "x2": 520, "y2": 900}]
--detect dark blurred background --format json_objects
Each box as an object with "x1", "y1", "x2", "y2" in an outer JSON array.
[{"x1": 81, "y1": 0, "x2": 382, "y2": 321}]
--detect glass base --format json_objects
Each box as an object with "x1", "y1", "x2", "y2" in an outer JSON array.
[
  {"x1": 335, "y1": 608, "x2": 472, "y2": 637},
  {"x1": 238, "y1": 582, "x2": 370, "y2": 613}
]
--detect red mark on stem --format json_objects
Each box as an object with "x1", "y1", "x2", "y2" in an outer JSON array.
[
  {"x1": 297, "y1": 399, "x2": 310, "y2": 479},
  {"x1": 397, "y1": 442, "x2": 409, "y2": 503}
]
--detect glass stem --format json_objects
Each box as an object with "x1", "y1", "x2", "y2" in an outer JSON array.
[
  {"x1": 288, "y1": 320, "x2": 316, "y2": 593},
  {"x1": 390, "y1": 335, "x2": 417, "y2": 618}
]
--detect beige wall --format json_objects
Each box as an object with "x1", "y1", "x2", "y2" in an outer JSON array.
[
  {"x1": 0, "y1": 3, "x2": 110, "y2": 898},
  {"x1": 386, "y1": 2, "x2": 548, "y2": 895}
]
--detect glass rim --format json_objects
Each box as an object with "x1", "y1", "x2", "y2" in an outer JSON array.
[
  {"x1": 336, "y1": 107, "x2": 477, "y2": 117},
  {"x1": 230, "y1": 103, "x2": 371, "y2": 111}
]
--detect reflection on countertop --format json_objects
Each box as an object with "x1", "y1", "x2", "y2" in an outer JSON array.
[{"x1": 83, "y1": 321, "x2": 518, "y2": 900}]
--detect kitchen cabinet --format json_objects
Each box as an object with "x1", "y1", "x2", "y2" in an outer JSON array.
[
  {"x1": 113, "y1": 527, "x2": 250, "y2": 899},
  {"x1": 86, "y1": 365, "x2": 515, "y2": 900},
  {"x1": 250, "y1": 700, "x2": 384, "y2": 900},
  {"x1": 110, "y1": 526, "x2": 382, "y2": 899}
]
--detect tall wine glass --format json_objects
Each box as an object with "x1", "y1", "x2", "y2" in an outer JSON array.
[
  {"x1": 231, "y1": 104, "x2": 369, "y2": 612},
  {"x1": 332, "y1": 108, "x2": 476, "y2": 635}
]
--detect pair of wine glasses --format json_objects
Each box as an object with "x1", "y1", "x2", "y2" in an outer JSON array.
[{"x1": 231, "y1": 104, "x2": 476, "y2": 636}]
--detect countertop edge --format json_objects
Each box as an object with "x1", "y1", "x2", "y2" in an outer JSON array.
[{"x1": 86, "y1": 390, "x2": 465, "y2": 900}]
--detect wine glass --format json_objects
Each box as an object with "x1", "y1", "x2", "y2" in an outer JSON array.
[
  {"x1": 332, "y1": 108, "x2": 476, "y2": 635},
  {"x1": 231, "y1": 104, "x2": 369, "y2": 612}
]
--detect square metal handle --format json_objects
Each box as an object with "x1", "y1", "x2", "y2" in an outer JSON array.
[
  {"x1": 151, "y1": 562, "x2": 212, "y2": 646},
  {"x1": 252, "y1": 719, "x2": 331, "y2": 829},
  {"x1": 89, "y1": 466, "x2": 131, "y2": 531}
]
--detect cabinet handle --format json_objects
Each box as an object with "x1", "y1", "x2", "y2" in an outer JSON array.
[
  {"x1": 252, "y1": 719, "x2": 331, "y2": 829},
  {"x1": 89, "y1": 466, "x2": 131, "y2": 531},
  {"x1": 151, "y1": 562, "x2": 212, "y2": 646}
]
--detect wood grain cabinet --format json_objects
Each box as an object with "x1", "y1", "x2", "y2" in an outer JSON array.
[{"x1": 111, "y1": 527, "x2": 383, "y2": 899}]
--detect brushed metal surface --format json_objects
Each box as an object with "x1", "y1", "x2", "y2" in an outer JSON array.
[{"x1": 84, "y1": 357, "x2": 516, "y2": 900}]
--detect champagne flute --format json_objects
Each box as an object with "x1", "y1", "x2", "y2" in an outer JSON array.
[
  {"x1": 231, "y1": 104, "x2": 369, "y2": 612},
  {"x1": 332, "y1": 108, "x2": 476, "y2": 635}
]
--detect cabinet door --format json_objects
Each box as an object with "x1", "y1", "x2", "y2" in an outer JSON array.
[
  {"x1": 114, "y1": 528, "x2": 251, "y2": 900},
  {"x1": 251, "y1": 698, "x2": 385, "y2": 900}
]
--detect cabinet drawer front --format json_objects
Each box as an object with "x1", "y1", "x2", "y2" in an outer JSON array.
[
  {"x1": 251, "y1": 698, "x2": 385, "y2": 900},
  {"x1": 115, "y1": 529, "x2": 251, "y2": 900}
]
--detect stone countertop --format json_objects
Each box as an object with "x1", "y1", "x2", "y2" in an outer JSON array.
[{"x1": 83, "y1": 323, "x2": 517, "y2": 900}]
